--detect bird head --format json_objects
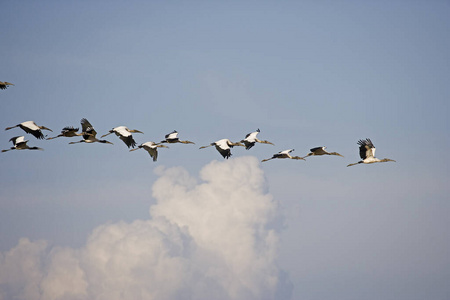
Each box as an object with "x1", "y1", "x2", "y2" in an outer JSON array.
[
  {"x1": 40, "y1": 126, "x2": 53, "y2": 132},
  {"x1": 381, "y1": 158, "x2": 396, "y2": 163},
  {"x1": 130, "y1": 129, "x2": 144, "y2": 134}
]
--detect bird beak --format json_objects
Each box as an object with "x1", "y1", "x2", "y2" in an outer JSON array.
[
  {"x1": 132, "y1": 130, "x2": 144, "y2": 134},
  {"x1": 129, "y1": 148, "x2": 139, "y2": 152},
  {"x1": 42, "y1": 126, "x2": 53, "y2": 132}
]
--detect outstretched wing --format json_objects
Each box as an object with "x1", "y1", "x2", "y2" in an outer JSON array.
[
  {"x1": 357, "y1": 138, "x2": 375, "y2": 160},
  {"x1": 165, "y1": 130, "x2": 178, "y2": 140},
  {"x1": 81, "y1": 118, "x2": 97, "y2": 139}
]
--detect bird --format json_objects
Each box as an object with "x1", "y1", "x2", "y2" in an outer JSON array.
[
  {"x1": 240, "y1": 128, "x2": 274, "y2": 150},
  {"x1": 101, "y1": 126, "x2": 143, "y2": 148},
  {"x1": 2, "y1": 136, "x2": 43, "y2": 152},
  {"x1": 347, "y1": 138, "x2": 396, "y2": 167},
  {"x1": 301, "y1": 146, "x2": 344, "y2": 159},
  {"x1": 160, "y1": 130, "x2": 195, "y2": 144},
  {"x1": 69, "y1": 118, "x2": 113, "y2": 145},
  {"x1": 0, "y1": 81, "x2": 14, "y2": 90},
  {"x1": 199, "y1": 139, "x2": 245, "y2": 159},
  {"x1": 261, "y1": 149, "x2": 305, "y2": 162},
  {"x1": 129, "y1": 141, "x2": 168, "y2": 162},
  {"x1": 5, "y1": 121, "x2": 52, "y2": 139},
  {"x1": 46, "y1": 126, "x2": 84, "y2": 140}
]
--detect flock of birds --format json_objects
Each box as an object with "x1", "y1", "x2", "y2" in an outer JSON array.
[{"x1": 2, "y1": 118, "x2": 396, "y2": 167}]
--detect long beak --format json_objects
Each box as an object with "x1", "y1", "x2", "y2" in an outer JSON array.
[
  {"x1": 157, "y1": 145, "x2": 169, "y2": 148},
  {"x1": 199, "y1": 145, "x2": 212, "y2": 149},
  {"x1": 41, "y1": 126, "x2": 53, "y2": 132},
  {"x1": 130, "y1": 129, "x2": 144, "y2": 134},
  {"x1": 101, "y1": 132, "x2": 112, "y2": 138},
  {"x1": 129, "y1": 148, "x2": 140, "y2": 152}
]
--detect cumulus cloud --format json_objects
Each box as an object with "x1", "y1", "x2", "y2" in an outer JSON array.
[{"x1": 0, "y1": 157, "x2": 292, "y2": 300}]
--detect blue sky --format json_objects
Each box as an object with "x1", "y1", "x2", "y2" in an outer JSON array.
[{"x1": 1, "y1": 1, "x2": 449, "y2": 299}]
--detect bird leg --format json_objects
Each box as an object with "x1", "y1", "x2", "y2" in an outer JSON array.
[
  {"x1": 100, "y1": 131, "x2": 114, "y2": 138},
  {"x1": 290, "y1": 156, "x2": 306, "y2": 160}
]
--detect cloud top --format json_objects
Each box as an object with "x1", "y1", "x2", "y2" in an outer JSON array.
[{"x1": 0, "y1": 157, "x2": 291, "y2": 300}]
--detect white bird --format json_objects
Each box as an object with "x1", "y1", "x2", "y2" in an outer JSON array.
[
  {"x1": 199, "y1": 139, "x2": 244, "y2": 159},
  {"x1": 129, "y1": 141, "x2": 168, "y2": 162},
  {"x1": 69, "y1": 118, "x2": 113, "y2": 145},
  {"x1": 2, "y1": 136, "x2": 43, "y2": 152},
  {"x1": 302, "y1": 146, "x2": 344, "y2": 159},
  {"x1": 101, "y1": 126, "x2": 143, "y2": 148},
  {"x1": 47, "y1": 126, "x2": 84, "y2": 140},
  {"x1": 160, "y1": 130, "x2": 195, "y2": 144},
  {"x1": 347, "y1": 138, "x2": 396, "y2": 167},
  {"x1": 0, "y1": 81, "x2": 14, "y2": 90},
  {"x1": 261, "y1": 149, "x2": 305, "y2": 162},
  {"x1": 5, "y1": 121, "x2": 52, "y2": 139},
  {"x1": 240, "y1": 128, "x2": 274, "y2": 150}
]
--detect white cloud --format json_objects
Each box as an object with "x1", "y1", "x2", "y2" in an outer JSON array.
[{"x1": 0, "y1": 157, "x2": 292, "y2": 300}]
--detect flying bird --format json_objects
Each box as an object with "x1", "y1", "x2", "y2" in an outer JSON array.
[
  {"x1": 347, "y1": 138, "x2": 396, "y2": 167},
  {"x1": 199, "y1": 139, "x2": 244, "y2": 159},
  {"x1": 129, "y1": 141, "x2": 168, "y2": 162},
  {"x1": 160, "y1": 130, "x2": 195, "y2": 144},
  {"x1": 69, "y1": 118, "x2": 113, "y2": 145},
  {"x1": 261, "y1": 149, "x2": 305, "y2": 162},
  {"x1": 302, "y1": 146, "x2": 344, "y2": 159},
  {"x1": 0, "y1": 81, "x2": 14, "y2": 90},
  {"x1": 2, "y1": 136, "x2": 43, "y2": 152},
  {"x1": 240, "y1": 128, "x2": 274, "y2": 150},
  {"x1": 47, "y1": 126, "x2": 84, "y2": 140},
  {"x1": 5, "y1": 121, "x2": 52, "y2": 139},
  {"x1": 101, "y1": 126, "x2": 143, "y2": 148}
]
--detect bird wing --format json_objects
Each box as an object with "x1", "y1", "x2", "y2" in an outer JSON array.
[
  {"x1": 148, "y1": 147, "x2": 158, "y2": 161},
  {"x1": 120, "y1": 135, "x2": 137, "y2": 148},
  {"x1": 81, "y1": 119, "x2": 97, "y2": 138},
  {"x1": 216, "y1": 139, "x2": 231, "y2": 149},
  {"x1": 358, "y1": 139, "x2": 375, "y2": 160},
  {"x1": 142, "y1": 143, "x2": 158, "y2": 161},
  {"x1": 215, "y1": 145, "x2": 231, "y2": 159},
  {"x1": 165, "y1": 131, "x2": 178, "y2": 140},
  {"x1": 242, "y1": 140, "x2": 255, "y2": 150},
  {"x1": 20, "y1": 121, "x2": 44, "y2": 139},
  {"x1": 62, "y1": 126, "x2": 78, "y2": 133},
  {"x1": 245, "y1": 131, "x2": 258, "y2": 141},
  {"x1": 10, "y1": 136, "x2": 26, "y2": 145},
  {"x1": 310, "y1": 146, "x2": 326, "y2": 154},
  {"x1": 114, "y1": 126, "x2": 131, "y2": 137},
  {"x1": 280, "y1": 149, "x2": 293, "y2": 154}
]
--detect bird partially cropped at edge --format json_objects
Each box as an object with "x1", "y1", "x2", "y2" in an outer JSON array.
[
  {"x1": 240, "y1": 128, "x2": 274, "y2": 150},
  {"x1": 0, "y1": 81, "x2": 14, "y2": 90},
  {"x1": 5, "y1": 121, "x2": 52, "y2": 139},
  {"x1": 101, "y1": 126, "x2": 143, "y2": 148},
  {"x1": 347, "y1": 138, "x2": 395, "y2": 167},
  {"x1": 129, "y1": 141, "x2": 168, "y2": 162},
  {"x1": 69, "y1": 118, "x2": 113, "y2": 145},
  {"x1": 47, "y1": 126, "x2": 84, "y2": 140},
  {"x1": 301, "y1": 146, "x2": 344, "y2": 159},
  {"x1": 199, "y1": 139, "x2": 245, "y2": 159},
  {"x1": 2, "y1": 136, "x2": 43, "y2": 152},
  {"x1": 261, "y1": 149, "x2": 305, "y2": 162},
  {"x1": 160, "y1": 130, "x2": 195, "y2": 144}
]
